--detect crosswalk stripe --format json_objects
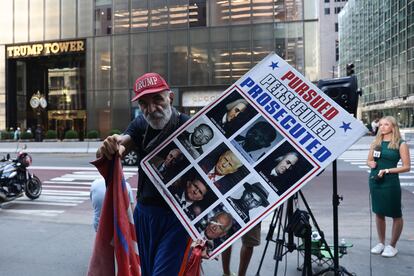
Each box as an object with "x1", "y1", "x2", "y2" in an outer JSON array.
[
  {"x1": 43, "y1": 185, "x2": 91, "y2": 190},
  {"x1": 0, "y1": 209, "x2": 65, "y2": 217},
  {"x1": 44, "y1": 181, "x2": 91, "y2": 185},
  {"x1": 10, "y1": 200, "x2": 78, "y2": 206}
]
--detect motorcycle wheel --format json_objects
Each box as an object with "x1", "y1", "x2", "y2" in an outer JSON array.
[{"x1": 25, "y1": 175, "x2": 42, "y2": 199}]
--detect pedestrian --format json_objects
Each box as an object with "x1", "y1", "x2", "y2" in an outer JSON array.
[
  {"x1": 96, "y1": 72, "x2": 190, "y2": 275},
  {"x1": 35, "y1": 125, "x2": 43, "y2": 142},
  {"x1": 367, "y1": 116, "x2": 411, "y2": 257},
  {"x1": 14, "y1": 127, "x2": 21, "y2": 140},
  {"x1": 371, "y1": 118, "x2": 379, "y2": 135},
  {"x1": 90, "y1": 177, "x2": 135, "y2": 232}
]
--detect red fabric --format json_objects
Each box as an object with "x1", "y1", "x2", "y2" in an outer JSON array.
[
  {"x1": 88, "y1": 156, "x2": 141, "y2": 276},
  {"x1": 180, "y1": 242, "x2": 204, "y2": 276}
]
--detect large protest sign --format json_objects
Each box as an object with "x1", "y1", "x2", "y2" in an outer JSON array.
[{"x1": 141, "y1": 52, "x2": 368, "y2": 259}]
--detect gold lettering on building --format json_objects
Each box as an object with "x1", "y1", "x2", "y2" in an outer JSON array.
[{"x1": 6, "y1": 40, "x2": 86, "y2": 58}]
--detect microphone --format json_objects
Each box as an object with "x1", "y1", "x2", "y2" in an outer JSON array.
[
  {"x1": 372, "y1": 145, "x2": 383, "y2": 181},
  {"x1": 373, "y1": 145, "x2": 381, "y2": 161}
]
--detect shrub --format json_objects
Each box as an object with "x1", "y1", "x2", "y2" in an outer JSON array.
[
  {"x1": 45, "y1": 130, "x2": 57, "y2": 139},
  {"x1": 21, "y1": 131, "x2": 33, "y2": 139},
  {"x1": 64, "y1": 130, "x2": 78, "y2": 139},
  {"x1": 109, "y1": 129, "x2": 121, "y2": 135},
  {"x1": 0, "y1": 131, "x2": 12, "y2": 140},
  {"x1": 87, "y1": 130, "x2": 99, "y2": 139}
]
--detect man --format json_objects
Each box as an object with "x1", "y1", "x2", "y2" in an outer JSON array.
[
  {"x1": 233, "y1": 121, "x2": 277, "y2": 163},
  {"x1": 202, "y1": 211, "x2": 234, "y2": 251},
  {"x1": 208, "y1": 98, "x2": 250, "y2": 136},
  {"x1": 200, "y1": 149, "x2": 245, "y2": 194},
  {"x1": 222, "y1": 183, "x2": 270, "y2": 276},
  {"x1": 178, "y1": 123, "x2": 214, "y2": 159},
  {"x1": 169, "y1": 175, "x2": 208, "y2": 209},
  {"x1": 90, "y1": 177, "x2": 134, "y2": 232},
  {"x1": 97, "y1": 72, "x2": 190, "y2": 276},
  {"x1": 265, "y1": 152, "x2": 299, "y2": 195},
  {"x1": 150, "y1": 148, "x2": 184, "y2": 182}
]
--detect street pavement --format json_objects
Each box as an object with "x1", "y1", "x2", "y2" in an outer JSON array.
[{"x1": 0, "y1": 136, "x2": 413, "y2": 275}]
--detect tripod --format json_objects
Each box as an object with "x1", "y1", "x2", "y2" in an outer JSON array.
[{"x1": 256, "y1": 191, "x2": 327, "y2": 276}]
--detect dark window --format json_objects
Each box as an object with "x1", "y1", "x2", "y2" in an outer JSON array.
[
  {"x1": 334, "y1": 7, "x2": 342, "y2": 14},
  {"x1": 325, "y1": 0, "x2": 329, "y2": 2},
  {"x1": 335, "y1": 22, "x2": 338, "y2": 32},
  {"x1": 324, "y1": 8, "x2": 330, "y2": 15},
  {"x1": 335, "y1": 40, "x2": 339, "y2": 61},
  {"x1": 190, "y1": 0, "x2": 206, "y2": 27}
]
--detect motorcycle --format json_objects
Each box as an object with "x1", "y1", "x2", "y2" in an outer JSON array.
[{"x1": 0, "y1": 151, "x2": 42, "y2": 203}]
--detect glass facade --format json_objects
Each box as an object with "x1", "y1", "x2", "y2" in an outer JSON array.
[
  {"x1": 339, "y1": 0, "x2": 414, "y2": 128},
  {"x1": 0, "y1": 0, "x2": 319, "y2": 136}
]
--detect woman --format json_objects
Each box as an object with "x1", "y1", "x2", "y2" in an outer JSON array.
[{"x1": 367, "y1": 116, "x2": 411, "y2": 257}]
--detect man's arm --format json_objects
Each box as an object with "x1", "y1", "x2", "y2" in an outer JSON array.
[{"x1": 96, "y1": 134, "x2": 136, "y2": 160}]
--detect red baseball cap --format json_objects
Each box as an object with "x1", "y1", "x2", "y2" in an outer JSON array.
[{"x1": 131, "y1": 72, "x2": 170, "y2": 102}]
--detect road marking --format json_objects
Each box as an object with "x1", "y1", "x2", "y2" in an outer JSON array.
[{"x1": 0, "y1": 209, "x2": 65, "y2": 217}]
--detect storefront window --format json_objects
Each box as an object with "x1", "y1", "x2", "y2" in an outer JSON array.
[
  {"x1": 230, "y1": 26, "x2": 251, "y2": 82},
  {"x1": 45, "y1": 0, "x2": 60, "y2": 40},
  {"x1": 61, "y1": 0, "x2": 76, "y2": 39},
  {"x1": 252, "y1": 24, "x2": 274, "y2": 65},
  {"x1": 111, "y1": 89, "x2": 131, "y2": 130},
  {"x1": 210, "y1": 27, "x2": 230, "y2": 84},
  {"x1": 15, "y1": 0, "x2": 29, "y2": 43},
  {"x1": 169, "y1": 30, "x2": 188, "y2": 86}
]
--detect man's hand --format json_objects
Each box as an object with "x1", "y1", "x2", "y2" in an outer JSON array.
[{"x1": 97, "y1": 134, "x2": 126, "y2": 160}]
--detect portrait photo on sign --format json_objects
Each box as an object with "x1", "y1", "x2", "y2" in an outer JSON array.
[
  {"x1": 194, "y1": 203, "x2": 241, "y2": 254},
  {"x1": 255, "y1": 141, "x2": 314, "y2": 196},
  {"x1": 226, "y1": 179, "x2": 274, "y2": 223},
  {"x1": 168, "y1": 168, "x2": 219, "y2": 221},
  {"x1": 148, "y1": 141, "x2": 190, "y2": 184},
  {"x1": 206, "y1": 90, "x2": 258, "y2": 138},
  {"x1": 177, "y1": 117, "x2": 218, "y2": 160},
  {"x1": 231, "y1": 116, "x2": 284, "y2": 164},
  {"x1": 198, "y1": 143, "x2": 250, "y2": 195}
]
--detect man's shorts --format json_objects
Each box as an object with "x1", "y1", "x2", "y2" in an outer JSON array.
[{"x1": 241, "y1": 222, "x2": 261, "y2": 247}]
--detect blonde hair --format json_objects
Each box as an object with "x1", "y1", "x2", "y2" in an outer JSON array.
[{"x1": 371, "y1": 116, "x2": 402, "y2": 150}]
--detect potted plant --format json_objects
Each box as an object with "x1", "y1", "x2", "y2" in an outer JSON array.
[
  {"x1": 63, "y1": 130, "x2": 79, "y2": 142},
  {"x1": 20, "y1": 131, "x2": 34, "y2": 142},
  {"x1": 43, "y1": 130, "x2": 58, "y2": 142},
  {"x1": 85, "y1": 130, "x2": 100, "y2": 141}
]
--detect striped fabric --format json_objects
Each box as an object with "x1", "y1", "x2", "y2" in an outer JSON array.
[{"x1": 88, "y1": 156, "x2": 141, "y2": 276}]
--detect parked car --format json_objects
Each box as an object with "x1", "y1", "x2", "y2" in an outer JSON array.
[{"x1": 122, "y1": 149, "x2": 138, "y2": 166}]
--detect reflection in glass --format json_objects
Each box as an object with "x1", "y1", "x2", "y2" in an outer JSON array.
[
  {"x1": 94, "y1": 37, "x2": 111, "y2": 90},
  {"x1": 130, "y1": 33, "x2": 148, "y2": 84},
  {"x1": 131, "y1": 0, "x2": 149, "y2": 31},
  {"x1": 190, "y1": 29, "x2": 209, "y2": 85},
  {"x1": 114, "y1": 0, "x2": 130, "y2": 33},
  {"x1": 304, "y1": 21, "x2": 318, "y2": 82},
  {"x1": 150, "y1": 0, "x2": 168, "y2": 30},
  {"x1": 61, "y1": 0, "x2": 76, "y2": 39},
  {"x1": 285, "y1": 0, "x2": 303, "y2": 21},
  {"x1": 113, "y1": 35, "x2": 129, "y2": 89},
  {"x1": 209, "y1": 0, "x2": 230, "y2": 26},
  {"x1": 169, "y1": 30, "x2": 188, "y2": 86},
  {"x1": 15, "y1": 0, "x2": 29, "y2": 43},
  {"x1": 78, "y1": 0, "x2": 93, "y2": 37},
  {"x1": 230, "y1": 26, "x2": 251, "y2": 82},
  {"x1": 251, "y1": 0, "x2": 275, "y2": 23},
  {"x1": 210, "y1": 28, "x2": 230, "y2": 84},
  {"x1": 252, "y1": 24, "x2": 274, "y2": 64},
  {"x1": 95, "y1": 0, "x2": 112, "y2": 35},
  {"x1": 169, "y1": 0, "x2": 189, "y2": 29},
  {"x1": 45, "y1": 0, "x2": 60, "y2": 40},
  {"x1": 150, "y1": 32, "x2": 168, "y2": 78},
  {"x1": 30, "y1": 0, "x2": 44, "y2": 42}
]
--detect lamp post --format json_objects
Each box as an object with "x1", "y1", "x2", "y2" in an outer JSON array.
[{"x1": 30, "y1": 91, "x2": 47, "y2": 141}]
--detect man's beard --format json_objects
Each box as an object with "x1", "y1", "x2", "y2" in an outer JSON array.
[{"x1": 145, "y1": 104, "x2": 172, "y2": 130}]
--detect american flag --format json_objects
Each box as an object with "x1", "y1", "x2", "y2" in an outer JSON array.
[{"x1": 88, "y1": 156, "x2": 141, "y2": 276}]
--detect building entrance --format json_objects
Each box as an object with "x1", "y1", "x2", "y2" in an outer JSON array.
[{"x1": 6, "y1": 51, "x2": 86, "y2": 140}]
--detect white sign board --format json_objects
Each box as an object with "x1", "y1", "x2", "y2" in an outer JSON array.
[{"x1": 141, "y1": 53, "x2": 368, "y2": 259}]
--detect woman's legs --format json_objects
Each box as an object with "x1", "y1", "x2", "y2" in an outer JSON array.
[
  {"x1": 375, "y1": 214, "x2": 386, "y2": 244},
  {"x1": 390, "y1": 217, "x2": 403, "y2": 247}
]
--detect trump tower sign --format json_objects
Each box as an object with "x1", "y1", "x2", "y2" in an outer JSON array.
[{"x1": 141, "y1": 53, "x2": 367, "y2": 259}]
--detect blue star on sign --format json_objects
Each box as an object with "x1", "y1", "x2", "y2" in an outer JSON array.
[
  {"x1": 270, "y1": 61, "x2": 279, "y2": 70},
  {"x1": 340, "y1": 122, "x2": 352, "y2": 132}
]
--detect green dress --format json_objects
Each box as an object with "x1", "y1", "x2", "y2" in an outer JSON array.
[{"x1": 369, "y1": 141, "x2": 403, "y2": 218}]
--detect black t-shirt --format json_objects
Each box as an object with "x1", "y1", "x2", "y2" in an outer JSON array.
[{"x1": 124, "y1": 112, "x2": 189, "y2": 207}]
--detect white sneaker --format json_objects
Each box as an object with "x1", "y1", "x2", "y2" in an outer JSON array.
[
  {"x1": 370, "y1": 243, "x2": 385, "y2": 254},
  {"x1": 381, "y1": 245, "x2": 398, "y2": 257}
]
